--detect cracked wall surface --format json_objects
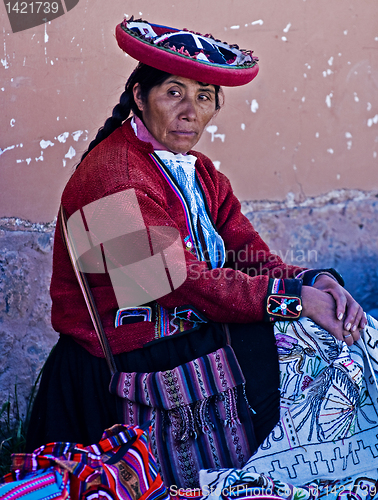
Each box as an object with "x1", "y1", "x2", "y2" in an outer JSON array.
[{"x1": 1, "y1": 189, "x2": 377, "y2": 416}]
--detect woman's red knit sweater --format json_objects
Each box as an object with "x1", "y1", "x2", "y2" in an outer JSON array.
[{"x1": 50, "y1": 120, "x2": 305, "y2": 356}]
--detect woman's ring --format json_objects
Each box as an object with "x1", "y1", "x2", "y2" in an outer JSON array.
[{"x1": 343, "y1": 333, "x2": 352, "y2": 339}]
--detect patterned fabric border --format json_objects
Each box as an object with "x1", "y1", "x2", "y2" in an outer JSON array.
[
  {"x1": 200, "y1": 314, "x2": 378, "y2": 500},
  {"x1": 154, "y1": 303, "x2": 208, "y2": 339}
]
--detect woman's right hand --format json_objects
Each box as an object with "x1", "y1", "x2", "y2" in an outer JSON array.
[{"x1": 301, "y1": 285, "x2": 363, "y2": 346}]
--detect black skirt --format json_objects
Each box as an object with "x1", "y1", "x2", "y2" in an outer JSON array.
[{"x1": 26, "y1": 322, "x2": 280, "y2": 452}]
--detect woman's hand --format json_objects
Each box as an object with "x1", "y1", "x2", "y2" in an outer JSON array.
[
  {"x1": 312, "y1": 275, "x2": 367, "y2": 332},
  {"x1": 301, "y1": 278, "x2": 366, "y2": 346}
]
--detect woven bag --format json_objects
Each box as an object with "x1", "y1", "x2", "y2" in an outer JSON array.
[{"x1": 0, "y1": 423, "x2": 169, "y2": 500}]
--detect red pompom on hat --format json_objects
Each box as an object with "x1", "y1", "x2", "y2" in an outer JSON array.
[{"x1": 116, "y1": 17, "x2": 259, "y2": 87}]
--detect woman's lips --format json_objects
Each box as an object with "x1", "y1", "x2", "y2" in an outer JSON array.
[{"x1": 171, "y1": 130, "x2": 197, "y2": 136}]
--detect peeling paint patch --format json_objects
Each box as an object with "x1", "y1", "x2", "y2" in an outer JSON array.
[
  {"x1": 251, "y1": 99, "x2": 259, "y2": 113},
  {"x1": 0, "y1": 145, "x2": 16, "y2": 156},
  {"x1": 286, "y1": 192, "x2": 295, "y2": 208},
  {"x1": 327, "y1": 148, "x2": 334, "y2": 154},
  {"x1": 10, "y1": 119, "x2": 15, "y2": 127},
  {"x1": 367, "y1": 115, "x2": 378, "y2": 127},
  {"x1": 1, "y1": 58, "x2": 9, "y2": 69},
  {"x1": 206, "y1": 125, "x2": 225, "y2": 142},
  {"x1": 35, "y1": 152, "x2": 44, "y2": 162},
  {"x1": 281, "y1": 36, "x2": 287, "y2": 42},
  {"x1": 325, "y1": 92, "x2": 333, "y2": 108},
  {"x1": 345, "y1": 132, "x2": 352, "y2": 150},
  {"x1": 328, "y1": 56, "x2": 334, "y2": 66},
  {"x1": 230, "y1": 25, "x2": 240, "y2": 30},
  {"x1": 251, "y1": 20, "x2": 263, "y2": 26},
  {"x1": 57, "y1": 132, "x2": 69, "y2": 143},
  {"x1": 213, "y1": 161, "x2": 221, "y2": 170},
  {"x1": 72, "y1": 130, "x2": 84, "y2": 141},
  {"x1": 241, "y1": 123, "x2": 245, "y2": 130},
  {"x1": 283, "y1": 23, "x2": 291, "y2": 33},
  {"x1": 65, "y1": 146, "x2": 76, "y2": 159},
  {"x1": 367, "y1": 102, "x2": 372, "y2": 111},
  {"x1": 354, "y1": 92, "x2": 359, "y2": 103},
  {"x1": 40, "y1": 140, "x2": 54, "y2": 149}
]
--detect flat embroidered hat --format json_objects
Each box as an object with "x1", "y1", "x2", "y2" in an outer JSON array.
[{"x1": 116, "y1": 17, "x2": 259, "y2": 87}]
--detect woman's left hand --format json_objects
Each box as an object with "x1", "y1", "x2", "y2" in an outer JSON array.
[{"x1": 312, "y1": 274, "x2": 367, "y2": 341}]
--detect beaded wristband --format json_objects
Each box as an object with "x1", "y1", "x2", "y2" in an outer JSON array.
[{"x1": 264, "y1": 278, "x2": 303, "y2": 322}]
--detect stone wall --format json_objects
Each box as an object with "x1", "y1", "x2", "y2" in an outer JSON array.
[
  {"x1": 0, "y1": 219, "x2": 58, "y2": 418},
  {"x1": 242, "y1": 189, "x2": 378, "y2": 314},
  {"x1": 1, "y1": 189, "x2": 377, "y2": 416}
]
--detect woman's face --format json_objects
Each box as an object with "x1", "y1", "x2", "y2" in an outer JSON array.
[{"x1": 133, "y1": 76, "x2": 218, "y2": 154}]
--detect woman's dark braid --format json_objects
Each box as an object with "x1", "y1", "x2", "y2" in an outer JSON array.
[{"x1": 80, "y1": 87, "x2": 131, "y2": 162}]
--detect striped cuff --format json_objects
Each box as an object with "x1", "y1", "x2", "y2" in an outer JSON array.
[{"x1": 264, "y1": 278, "x2": 303, "y2": 322}]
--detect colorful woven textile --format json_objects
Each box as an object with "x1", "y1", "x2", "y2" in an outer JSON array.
[
  {"x1": 1, "y1": 424, "x2": 169, "y2": 500},
  {"x1": 110, "y1": 345, "x2": 257, "y2": 489},
  {"x1": 0, "y1": 468, "x2": 69, "y2": 500},
  {"x1": 200, "y1": 314, "x2": 378, "y2": 499},
  {"x1": 153, "y1": 304, "x2": 208, "y2": 340}
]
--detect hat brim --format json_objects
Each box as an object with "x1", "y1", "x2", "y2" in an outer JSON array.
[{"x1": 116, "y1": 21, "x2": 259, "y2": 87}]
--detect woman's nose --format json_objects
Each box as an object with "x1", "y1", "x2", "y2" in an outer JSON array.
[{"x1": 179, "y1": 97, "x2": 197, "y2": 121}]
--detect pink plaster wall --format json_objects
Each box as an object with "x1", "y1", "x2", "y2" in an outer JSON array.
[{"x1": 1, "y1": 0, "x2": 378, "y2": 222}]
